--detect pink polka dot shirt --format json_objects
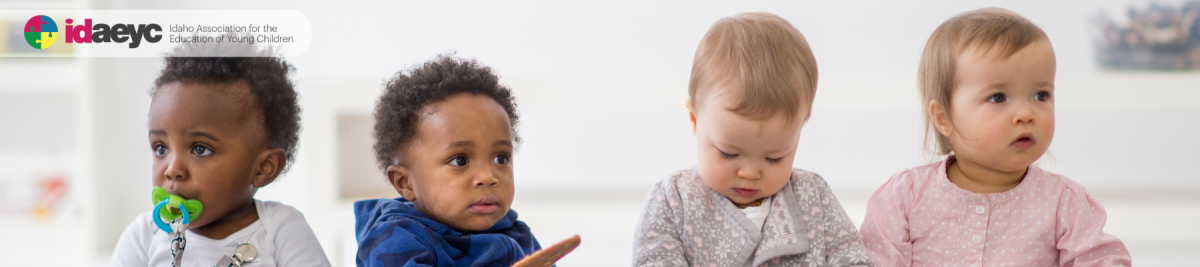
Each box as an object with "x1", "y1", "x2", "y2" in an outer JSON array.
[{"x1": 860, "y1": 157, "x2": 1130, "y2": 267}]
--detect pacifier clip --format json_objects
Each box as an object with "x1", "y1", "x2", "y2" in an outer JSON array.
[
  {"x1": 152, "y1": 187, "x2": 259, "y2": 267},
  {"x1": 152, "y1": 187, "x2": 203, "y2": 267}
]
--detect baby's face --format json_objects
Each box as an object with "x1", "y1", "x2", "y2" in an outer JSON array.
[
  {"x1": 944, "y1": 39, "x2": 1056, "y2": 172},
  {"x1": 392, "y1": 94, "x2": 515, "y2": 232},
  {"x1": 148, "y1": 82, "x2": 271, "y2": 232},
  {"x1": 689, "y1": 91, "x2": 804, "y2": 206}
]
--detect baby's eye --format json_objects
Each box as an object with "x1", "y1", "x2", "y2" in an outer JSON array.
[
  {"x1": 987, "y1": 93, "x2": 1007, "y2": 103},
  {"x1": 493, "y1": 154, "x2": 511, "y2": 165},
  {"x1": 449, "y1": 156, "x2": 468, "y2": 167},
  {"x1": 153, "y1": 144, "x2": 167, "y2": 157},
  {"x1": 719, "y1": 151, "x2": 738, "y2": 160},
  {"x1": 766, "y1": 157, "x2": 784, "y2": 165},
  {"x1": 191, "y1": 145, "x2": 213, "y2": 156},
  {"x1": 1034, "y1": 91, "x2": 1051, "y2": 101}
]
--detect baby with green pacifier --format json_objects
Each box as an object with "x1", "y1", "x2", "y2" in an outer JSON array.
[{"x1": 110, "y1": 37, "x2": 331, "y2": 267}]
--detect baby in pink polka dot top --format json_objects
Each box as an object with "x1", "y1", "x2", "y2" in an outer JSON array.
[{"x1": 858, "y1": 7, "x2": 1131, "y2": 267}]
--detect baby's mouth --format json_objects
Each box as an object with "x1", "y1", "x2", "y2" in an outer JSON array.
[
  {"x1": 470, "y1": 196, "x2": 499, "y2": 215},
  {"x1": 1012, "y1": 133, "x2": 1035, "y2": 150},
  {"x1": 734, "y1": 188, "x2": 758, "y2": 198}
]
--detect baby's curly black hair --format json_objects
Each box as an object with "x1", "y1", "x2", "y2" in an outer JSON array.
[
  {"x1": 151, "y1": 34, "x2": 301, "y2": 172},
  {"x1": 373, "y1": 54, "x2": 520, "y2": 171}
]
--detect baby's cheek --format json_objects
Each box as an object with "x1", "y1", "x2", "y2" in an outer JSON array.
[
  {"x1": 764, "y1": 170, "x2": 790, "y2": 194},
  {"x1": 958, "y1": 124, "x2": 998, "y2": 150},
  {"x1": 413, "y1": 195, "x2": 451, "y2": 224},
  {"x1": 149, "y1": 163, "x2": 167, "y2": 186},
  {"x1": 435, "y1": 192, "x2": 466, "y2": 215},
  {"x1": 1040, "y1": 117, "x2": 1056, "y2": 138},
  {"x1": 699, "y1": 169, "x2": 731, "y2": 189},
  {"x1": 500, "y1": 186, "x2": 516, "y2": 207},
  {"x1": 703, "y1": 158, "x2": 734, "y2": 177}
]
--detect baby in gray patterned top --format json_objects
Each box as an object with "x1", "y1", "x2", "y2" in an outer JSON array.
[{"x1": 632, "y1": 12, "x2": 874, "y2": 267}]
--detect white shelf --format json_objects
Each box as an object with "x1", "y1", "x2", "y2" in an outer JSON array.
[{"x1": 0, "y1": 60, "x2": 86, "y2": 94}]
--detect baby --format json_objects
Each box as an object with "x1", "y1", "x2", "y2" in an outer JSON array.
[
  {"x1": 355, "y1": 55, "x2": 543, "y2": 266},
  {"x1": 111, "y1": 37, "x2": 331, "y2": 266},
  {"x1": 633, "y1": 12, "x2": 874, "y2": 267},
  {"x1": 859, "y1": 8, "x2": 1131, "y2": 266}
]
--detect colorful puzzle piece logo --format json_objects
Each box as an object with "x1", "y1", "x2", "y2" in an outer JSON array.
[{"x1": 24, "y1": 15, "x2": 59, "y2": 49}]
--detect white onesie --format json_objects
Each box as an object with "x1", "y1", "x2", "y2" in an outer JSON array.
[
  {"x1": 111, "y1": 199, "x2": 331, "y2": 267},
  {"x1": 739, "y1": 196, "x2": 773, "y2": 267}
]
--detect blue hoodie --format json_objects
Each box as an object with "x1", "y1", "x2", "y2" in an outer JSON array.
[{"x1": 354, "y1": 197, "x2": 542, "y2": 267}]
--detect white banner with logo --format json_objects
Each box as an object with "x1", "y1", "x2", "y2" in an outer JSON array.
[{"x1": 1, "y1": 10, "x2": 311, "y2": 57}]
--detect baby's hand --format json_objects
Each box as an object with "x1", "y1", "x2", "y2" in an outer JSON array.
[{"x1": 511, "y1": 235, "x2": 580, "y2": 267}]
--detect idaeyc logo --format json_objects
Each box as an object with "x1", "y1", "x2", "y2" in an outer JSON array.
[
  {"x1": 23, "y1": 14, "x2": 163, "y2": 49},
  {"x1": 23, "y1": 15, "x2": 57, "y2": 49}
]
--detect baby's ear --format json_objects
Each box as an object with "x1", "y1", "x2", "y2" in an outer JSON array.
[
  {"x1": 252, "y1": 148, "x2": 287, "y2": 187},
  {"x1": 929, "y1": 101, "x2": 954, "y2": 137},
  {"x1": 386, "y1": 165, "x2": 416, "y2": 201},
  {"x1": 685, "y1": 99, "x2": 698, "y2": 135}
]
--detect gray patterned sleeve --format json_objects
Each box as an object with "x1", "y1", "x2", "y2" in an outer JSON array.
[
  {"x1": 633, "y1": 178, "x2": 690, "y2": 267},
  {"x1": 809, "y1": 173, "x2": 876, "y2": 267}
]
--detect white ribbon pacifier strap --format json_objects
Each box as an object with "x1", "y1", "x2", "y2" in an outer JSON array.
[
  {"x1": 168, "y1": 203, "x2": 192, "y2": 267},
  {"x1": 170, "y1": 219, "x2": 188, "y2": 267}
]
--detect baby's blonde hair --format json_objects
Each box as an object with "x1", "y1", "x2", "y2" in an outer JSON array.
[
  {"x1": 919, "y1": 7, "x2": 1047, "y2": 155},
  {"x1": 689, "y1": 12, "x2": 817, "y2": 124}
]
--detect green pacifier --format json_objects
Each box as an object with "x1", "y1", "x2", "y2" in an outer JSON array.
[{"x1": 152, "y1": 187, "x2": 203, "y2": 223}]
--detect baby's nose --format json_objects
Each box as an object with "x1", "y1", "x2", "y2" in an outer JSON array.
[
  {"x1": 737, "y1": 168, "x2": 762, "y2": 180},
  {"x1": 473, "y1": 171, "x2": 500, "y2": 187}
]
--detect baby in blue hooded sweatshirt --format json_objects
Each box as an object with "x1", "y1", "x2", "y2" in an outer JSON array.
[{"x1": 355, "y1": 55, "x2": 542, "y2": 267}]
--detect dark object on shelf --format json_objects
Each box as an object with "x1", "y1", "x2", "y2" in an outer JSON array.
[{"x1": 1094, "y1": 1, "x2": 1200, "y2": 70}]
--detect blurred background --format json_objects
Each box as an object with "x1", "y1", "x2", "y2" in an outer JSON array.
[{"x1": 1, "y1": 0, "x2": 1197, "y2": 266}]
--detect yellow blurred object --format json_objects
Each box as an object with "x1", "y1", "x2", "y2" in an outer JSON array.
[
  {"x1": 0, "y1": 21, "x2": 10, "y2": 55},
  {"x1": 33, "y1": 205, "x2": 49, "y2": 219}
]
